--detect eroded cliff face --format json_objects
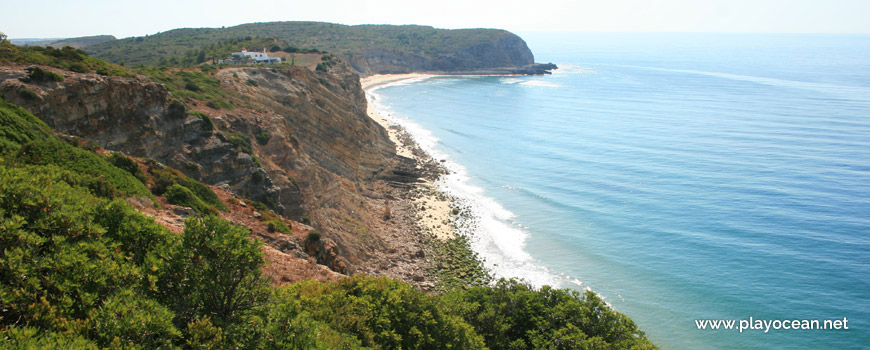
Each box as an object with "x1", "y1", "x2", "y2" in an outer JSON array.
[
  {"x1": 0, "y1": 62, "x2": 432, "y2": 282},
  {"x1": 344, "y1": 32, "x2": 553, "y2": 76}
]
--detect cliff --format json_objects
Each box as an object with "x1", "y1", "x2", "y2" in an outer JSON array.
[
  {"x1": 0, "y1": 60, "x2": 433, "y2": 283},
  {"x1": 343, "y1": 31, "x2": 557, "y2": 76}
]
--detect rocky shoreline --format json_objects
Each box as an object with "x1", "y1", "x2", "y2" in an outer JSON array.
[{"x1": 360, "y1": 74, "x2": 491, "y2": 290}]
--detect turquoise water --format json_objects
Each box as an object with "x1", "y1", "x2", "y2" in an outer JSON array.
[{"x1": 368, "y1": 33, "x2": 870, "y2": 349}]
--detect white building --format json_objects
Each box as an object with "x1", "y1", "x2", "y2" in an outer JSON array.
[{"x1": 230, "y1": 48, "x2": 280, "y2": 65}]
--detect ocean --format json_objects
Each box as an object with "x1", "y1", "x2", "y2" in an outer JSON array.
[{"x1": 366, "y1": 33, "x2": 870, "y2": 349}]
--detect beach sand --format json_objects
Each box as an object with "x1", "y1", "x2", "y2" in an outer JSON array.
[{"x1": 361, "y1": 74, "x2": 456, "y2": 241}]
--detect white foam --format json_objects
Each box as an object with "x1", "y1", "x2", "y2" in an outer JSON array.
[
  {"x1": 499, "y1": 77, "x2": 524, "y2": 84},
  {"x1": 520, "y1": 80, "x2": 563, "y2": 88},
  {"x1": 550, "y1": 64, "x2": 597, "y2": 76}
]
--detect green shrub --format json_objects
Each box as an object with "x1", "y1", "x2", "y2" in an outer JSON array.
[
  {"x1": 149, "y1": 167, "x2": 227, "y2": 211},
  {"x1": 255, "y1": 131, "x2": 271, "y2": 145},
  {"x1": 444, "y1": 279, "x2": 659, "y2": 349},
  {"x1": 306, "y1": 230, "x2": 321, "y2": 242},
  {"x1": 278, "y1": 276, "x2": 485, "y2": 349},
  {"x1": 185, "y1": 81, "x2": 202, "y2": 92},
  {"x1": 265, "y1": 298, "x2": 363, "y2": 350},
  {"x1": 220, "y1": 131, "x2": 252, "y2": 154},
  {"x1": 190, "y1": 110, "x2": 214, "y2": 131},
  {"x1": 13, "y1": 138, "x2": 153, "y2": 200},
  {"x1": 89, "y1": 289, "x2": 180, "y2": 349},
  {"x1": 68, "y1": 62, "x2": 89, "y2": 73},
  {"x1": 93, "y1": 200, "x2": 177, "y2": 267},
  {"x1": 1, "y1": 326, "x2": 99, "y2": 349},
  {"x1": 246, "y1": 78, "x2": 258, "y2": 87},
  {"x1": 161, "y1": 215, "x2": 269, "y2": 328},
  {"x1": 185, "y1": 317, "x2": 224, "y2": 349},
  {"x1": 16, "y1": 87, "x2": 39, "y2": 100},
  {"x1": 265, "y1": 220, "x2": 291, "y2": 234},
  {"x1": 0, "y1": 166, "x2": 141, "y2": 329},
  {"x1": 21, "y1": 66, "x2": 65, "y2": 82},
  {"x1": 107, "y1": 152, "x2": 146, "y2": 182},
  {"x1": 0, "y1": 98, "x2": 53, "y2": 154},
  {"x1": 165, "y1": 183, "x2": 210, "y2": 214}
]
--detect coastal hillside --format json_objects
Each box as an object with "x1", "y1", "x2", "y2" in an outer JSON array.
[
  {"x1": 0, "y1": 92, "x2": 656, "y2": 349},
  {"x1": 0, "y1": 43, "x2": 424, "y2": 281},
  {"x1": 0, "y1": 38, "x2": 656, "y2": 349},
  {"x1": 82, "y1": 22, "x2": 556, "y2": 75}
]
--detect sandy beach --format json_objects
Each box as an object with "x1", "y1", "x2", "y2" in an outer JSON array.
[{"x1": 361, "y1": 74, "x2": 456, "y2": 241}]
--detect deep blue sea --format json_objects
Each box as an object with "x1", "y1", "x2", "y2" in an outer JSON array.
[{"x1": 367, "y1": 33, "x2": 870, "y2": 350}]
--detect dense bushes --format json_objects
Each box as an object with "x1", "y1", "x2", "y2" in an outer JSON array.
[
  {"x1": 0, "y1": 167, "x2": 141, "y2": 328},
  {"x1": 445, "y1": 279, "x2": 658, "y2": 349},
  {"x1": 13, "y1": 138, "x2": 154, "y2": 200},
  {"x1": 280, "y1": 276, "x2": 486, "y2": 349},
  {"x1": 0, "y1": 165, "x2": 265, "y2": 348},
  {"x1": 0, "y1": 98, "x2": 53, "y2": 154},
  {"x1": 107, "y1": 152, "x2": 146, "y2": 182},
  {"x1": 0, "y1": 169, "x2": 210, "y2": 347}
]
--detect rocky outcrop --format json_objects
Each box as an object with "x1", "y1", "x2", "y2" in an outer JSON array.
[
  {"x1": 0, "y1": 65, "x2": 275, "y2": 212},
  {"x1": 344, "y1": 32, "x2": 556, "y2": 76}
]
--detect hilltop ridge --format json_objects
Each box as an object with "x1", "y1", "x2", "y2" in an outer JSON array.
[{"x1": 80, "y1": 22, "x2": 556, "y2": 75}]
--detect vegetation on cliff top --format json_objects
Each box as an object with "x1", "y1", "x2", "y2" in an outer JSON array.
[
  {"x1": 0, "y1": 95, "x2": 657, "y2": 348},
  {"x1": 0, "y1": 39, "x2": 132, "y2": 77},
  {"x1": 83, "y1": 22, "x2": 510, "y2": 66}
]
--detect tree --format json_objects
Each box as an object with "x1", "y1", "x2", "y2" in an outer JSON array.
[
  {"x1": 0, "y1": 31, "x2": 7, "y2": 43},
  {"x1": 160, "y1": 215, "x2": 269, "y2": 328},
  {"x1": 443, "y1": 279, "x2": 659, "y2": 350}
]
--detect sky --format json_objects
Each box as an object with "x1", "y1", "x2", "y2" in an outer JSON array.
[{"x1": 2, "y1": 0, "x2": 869, "y2": 39}]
